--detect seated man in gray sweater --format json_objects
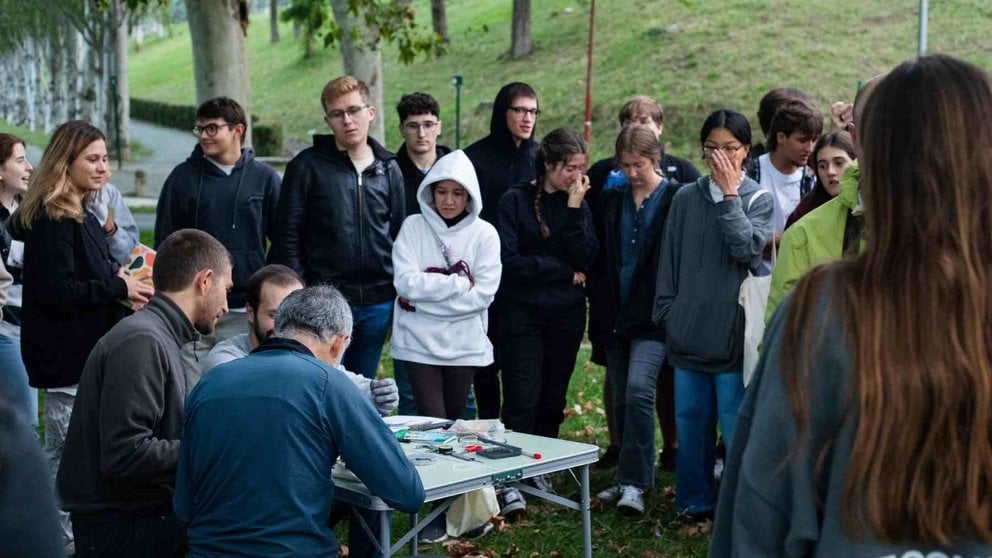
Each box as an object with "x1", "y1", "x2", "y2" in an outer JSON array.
[
  {"x1": 57, "y1": 229, "x2": 233, "y2": 557},
  {"x1": 201, "y1": 264, "x2": 399, "y2": 415}
]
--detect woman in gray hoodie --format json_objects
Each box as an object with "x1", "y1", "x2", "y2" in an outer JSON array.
[{"x1": 653, "y1": 109, "x2": 773, "y2": 527}]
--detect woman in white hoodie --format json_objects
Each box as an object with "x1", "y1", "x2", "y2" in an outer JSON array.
[{"x1": 391, "y1": 150, "x2": 502, "y2": 420}]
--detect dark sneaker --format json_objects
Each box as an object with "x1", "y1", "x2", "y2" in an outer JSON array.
[
  {"x1": 527, "y1": 474, "x2": 555, "y2": 494},
  {"x1": 420, "y1": 512, "x2": 448, "y2": 544},
  {"x1": 462, "y1": 520, "x2": 494, "y2": 540},
  {"x1": 498, "y1": 487, "x2": 527, "y2": 519}
]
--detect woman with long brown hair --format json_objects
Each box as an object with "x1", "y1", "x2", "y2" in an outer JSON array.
[
  {"x1": 11, "y1": 120, "x2": 152, "y2": 550},
  {"x1": 711, "y1": 54, "x2": 992, "y2": 556}
]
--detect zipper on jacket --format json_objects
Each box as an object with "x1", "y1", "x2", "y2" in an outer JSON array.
[{"x1": 356, "y1": 167, "x2": 366, "y2": 304}]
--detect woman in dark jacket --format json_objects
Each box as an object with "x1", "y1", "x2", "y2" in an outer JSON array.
[
  {"x1": 495, "y1": 128, "x2": 597, "y2": 511},
  {"x1": 595, "y1": 125, "x2": 681, "y2": 515},
  {"x1": 10, "y1": 120, "x2": 152, "y2": 548}
]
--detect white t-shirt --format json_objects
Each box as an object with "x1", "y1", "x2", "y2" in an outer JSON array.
[
  {"x1": 758, "y1": 153, "x2": 804, "y2": 234},
  {"x1": 207, "y1": 158, "x2": 236, "y2": 176},
  {"x1": 351, "y1": 152, "x2": 375, "y2": 186}
]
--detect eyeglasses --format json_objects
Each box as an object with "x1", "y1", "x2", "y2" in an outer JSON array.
[
  {"x1": 326, "y1": 105, "x2": 369, "y2": 121},
  {"x1": 702, "y1": 144, "x2": 746, "y2": 157},
  {"x1": 508, "y1": 106, "x2": 541, "y2": 117},
  {"x1": 192, "y1": 123, "x2": 233, "y2": 138},
  {"x1": 401, "y1": 121, "x2": 439, "y2": 133}
]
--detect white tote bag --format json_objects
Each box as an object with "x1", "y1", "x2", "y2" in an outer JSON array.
[{"x1": 739, "y1": 191, "x2": 774, "y2": 387}]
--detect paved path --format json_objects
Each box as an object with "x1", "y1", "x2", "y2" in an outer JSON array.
[{"x1": 117, "y1": 119, "x2": 197, "y2": 200}]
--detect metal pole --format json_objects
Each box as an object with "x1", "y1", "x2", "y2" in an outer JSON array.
[
  {"x1": 583, "y1": 0, "x2": 596, "y2": 145},
  {"x1": 453, "y1": 75, "x2": 463, "y2": 149},
  {"x1": 110, "y1": 75, "x2": 123, "y2": 170},
  {"x1": 917, "y1": 0, "x2": 928, "y2": 57}
]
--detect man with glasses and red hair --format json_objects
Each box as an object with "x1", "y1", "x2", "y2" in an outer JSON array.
[
  {"x1": 156, "y1": 96, "x2": 281, "y2": 373},
  {"x1": 271, "y1": 76, "x2": 406, "y2": 381}
]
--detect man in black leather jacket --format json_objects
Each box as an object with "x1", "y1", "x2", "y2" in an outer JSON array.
[{"x1": 270, "y1": 76, "x2": 405, "y2": 379}]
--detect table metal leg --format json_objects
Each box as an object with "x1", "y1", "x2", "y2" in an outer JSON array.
[
  {"x1": 581, "y1": 464, "x2": 592, "y2": 558},
  {"x1": 410, "y1": 512, "x2": 419, "y2": 556},
  {"x1": 380, "y1": 510, "x2": 392, "y2": 557}
]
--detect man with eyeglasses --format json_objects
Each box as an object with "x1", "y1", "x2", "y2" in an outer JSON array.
[
  {"x1": 394, "y1": 92, "x2": 451, "y2": 218},
  {"x1": 156, "y1": 97, "x2": 281, "y2": 376},
  {"x1": 271, "y1": 76, "x2": 405, "y2": 381}
]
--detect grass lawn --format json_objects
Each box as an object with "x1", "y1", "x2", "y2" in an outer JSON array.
[{"x1": 129, "y1": 0, "x2": 992, "y2": 163}]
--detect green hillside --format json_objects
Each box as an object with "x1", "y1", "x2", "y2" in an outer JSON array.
[{"x1": 129, "y1": 0, "x2": 992, "y2": 164}]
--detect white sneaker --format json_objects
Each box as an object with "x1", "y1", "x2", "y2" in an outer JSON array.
[
  {"x1": 596, "y1": 485, "x2": 622, "y2": 502},
  {"x1": 616, "y1": 485, "x2": 645, "y2": 515}
]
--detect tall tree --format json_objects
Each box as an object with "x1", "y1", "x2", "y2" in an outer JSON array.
[
  {"x1": 328, "y1": 0, "x2": 384, "y2": 142},
  {"x1": 185, "y1": 0, "x2": 253, "y2": 144},
  {"x1": 269, "y1": 0, "x2": 280, "y2": 43},
  {"x1": 511, "y1": 0, "x2": 532, "y2": 58},
  {"x1": 281, "y1": 0, "x2": 329, "y2": 58},
  {"x1": 111, "y1": 0, "x2": 130, "y2": 160},
  {"x1": 432, "y1": 0, "x2": 448, "y2": 44}
]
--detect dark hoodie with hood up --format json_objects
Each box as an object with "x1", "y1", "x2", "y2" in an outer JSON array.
[
  {"x1": 155, "y1": 145, "x2": 281, "y2": 308},
  {"x1": 464, "y1": 83, "x2": 540, "y2": 226}
]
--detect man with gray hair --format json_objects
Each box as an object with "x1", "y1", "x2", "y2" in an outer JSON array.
[{"x1": 175, "y1": 285, "x2": 425, "y2": 558}]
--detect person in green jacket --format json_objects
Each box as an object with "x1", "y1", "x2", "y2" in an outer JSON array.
[{"x1": 764, "y1": 161, "x2": 861, "y2": 322}]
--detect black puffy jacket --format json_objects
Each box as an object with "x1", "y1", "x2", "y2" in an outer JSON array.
[{"x1": 270, "y1": 135, "x2": 405, "y2": 306}]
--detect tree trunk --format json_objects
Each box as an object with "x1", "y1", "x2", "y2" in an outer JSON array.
[
  {"x1": 23, "y1": 38, "x2": 38, "y2": 130},
  {"x1": 328, "y1": 0, "x2": 385, "y2": 144},
  {"x1": 185, "y1": 0, "x2": 253, "y2": 146},
  {"x1": 111, "y1": 0, "x2": 130, "y2": 161},
  {"x1": 510, "y1": 0, "x2": 532, "y2": 59},
  {"x1": 269, "y1": 0, "x2": 280, "y2": 43},
  {"x1": 431, "y1": 0, "x2": 448, "y2": 44}
]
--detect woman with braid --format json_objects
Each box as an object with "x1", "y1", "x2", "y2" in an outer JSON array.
[{"x1": 494, "y1": 128, "x2": 597, "y2": 510}]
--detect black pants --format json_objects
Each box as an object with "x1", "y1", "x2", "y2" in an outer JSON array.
[
  {"x1": 328, "y1": 499, "x2": 383, "y2": 558},
  {"x1": 499, "y1": 301, "x2": 585, "y2": 438},
  {"x1": 473, "y1": 305, "x2": 502, "y2": 419},
  {"x1": 72, "y1": 509, "x2": 185, "y2": 558},
  {"x1": 407, "y1": 363, "x2": 477, "y2": 420}
]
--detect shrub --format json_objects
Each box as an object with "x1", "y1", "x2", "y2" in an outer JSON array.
[{"x1": 130, "y1": 98, "x2": 283, "y2": 155}]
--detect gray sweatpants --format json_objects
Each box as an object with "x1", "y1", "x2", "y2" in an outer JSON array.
[{"x1": 44, "y1": 390, "x2": 75, "y2": 544}]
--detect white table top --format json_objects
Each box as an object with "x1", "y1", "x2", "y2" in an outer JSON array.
[{"x1": 333, "y1": 431, "x2": 599, "y2": 510}]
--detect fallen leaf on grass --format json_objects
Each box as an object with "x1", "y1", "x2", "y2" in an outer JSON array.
[
  {"x1": 662, "y1": 485, "x2": 676, "y2": 500},
  {"x1": 339, "y1": 545, "x2": 348, "y2": 555},
  {"x1": 549, "y1": 550, "x2": 563, "y2": 557},
  {"x1": 607, "y1": 540, "x2": 629, "y2": 554},
  {"x1": 678, "y1": 519, "x2": 713, "y2": 538}
]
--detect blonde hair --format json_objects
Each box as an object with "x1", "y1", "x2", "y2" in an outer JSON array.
[
  {"x1": 14, "y1": 120, "x2": 104, "y2": 230},
  {"x1": 618, "y1": 95, "x2": 663, "y2": 126},
  {"x1": 615, "y1": 124, "x2": 662, "y2": 166},
  {"x1": 320, "y1": 76, "x2": 371, "y2": 113}
]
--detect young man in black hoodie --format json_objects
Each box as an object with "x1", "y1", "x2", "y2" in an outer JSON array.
[
  {"x1": 57, "y1": 229, "x2": 233, "y2": 557},
  {"x1": 271, "y1": 76, "x2": 406, "y2": 380},
  {"x1": 156, "y1": 97, "x2": 281, "y2": 373},
  {"x1": 464, "y1": 82, "x2": 540, "y2": 420},
  {"x1": 392, "y1": 91, "x2": 453, "y2": 415}
]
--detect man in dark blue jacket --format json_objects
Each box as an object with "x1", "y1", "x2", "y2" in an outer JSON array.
[
  {"x1": 175, "y1": 285, "x2": 425, "y2": 557},
  {"x1": 270, "y1": 76, "x2": 405, "y2": 379},
  {"x1": 156, "y1": 97, "x2": 281, "y2": 372}
]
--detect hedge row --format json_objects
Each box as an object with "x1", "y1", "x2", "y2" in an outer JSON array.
[{"x1": 130, "y1": 98, "x2": 283, "y2": 156}]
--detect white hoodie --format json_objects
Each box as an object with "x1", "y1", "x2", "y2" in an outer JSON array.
[{"x1": 390, "y1": 150, "x2": 502, "y2": 366}]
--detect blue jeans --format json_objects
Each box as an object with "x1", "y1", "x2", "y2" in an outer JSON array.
[
  {"x1": 343, "y1": 301, "x2": 394, "y2": 380},
  {"x1": 0, "y1": 334, "x2": 36, "y2": 427},
  {"x1": 394, "y1": 359, "x2": 478, "y2": 418},
  {"x1": 606, "y1": 339, "x2": 666, "y2": 490},
  {"x1": 673, "y1": 367, "x2": 744, "y2": 516}
]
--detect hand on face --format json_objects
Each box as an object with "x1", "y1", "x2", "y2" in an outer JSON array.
[
  {"x1": 566, "y1": 174, "x2": 591, "y2": 208},
  {"x1": 707, "y1": 148, "x2": 741, "y2": 196}
]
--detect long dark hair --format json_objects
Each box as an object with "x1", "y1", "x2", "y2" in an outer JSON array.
[
  {"x1": 782, "y1": 54, "x2": 992, "y2": 545},
  {"x1": 534, "y1": 128, "x2": 587, "y2": 239}
]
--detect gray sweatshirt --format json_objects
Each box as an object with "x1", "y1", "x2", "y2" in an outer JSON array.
[
  {"x1": 710, "y1": 287, "x2": 992, "y2": 558},
  {"x1": 654, "y1": 176, "x2": 773, "y2": 373},
  {"x1": 57, "y1": 294, "x2": 198, "y2": 515}
]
